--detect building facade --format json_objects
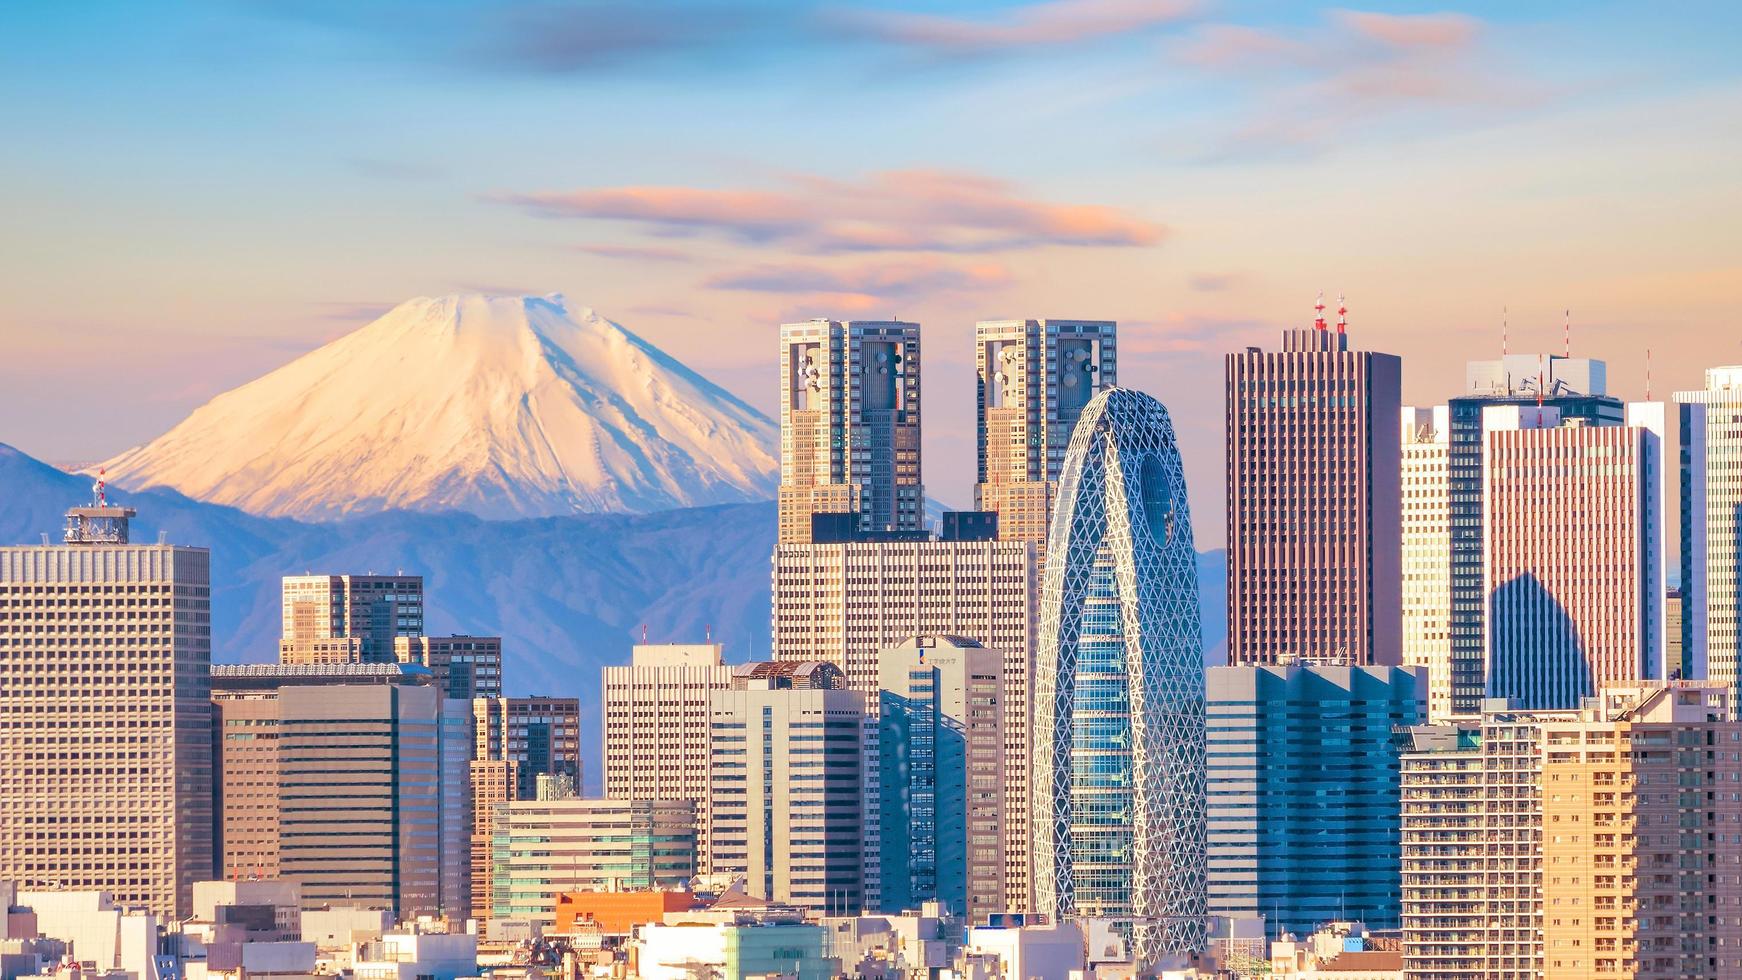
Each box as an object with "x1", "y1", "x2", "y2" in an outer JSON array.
[
  {"x1": 489, "y1": 797, "x2": 696, "y2": 928},
  {"x1": 1205, "y1": 664, "x2": 1425, "y2": 935},
  {"x1": 0, "y1": 503, "x2": 212, "y2": 918},
  {"x1": 1402, "y1": 406, "x2": 1453, "y2": 721},
  {"x1": 1225, "y1": 312, "x2": 1402, "y2": 667},
  {"x1": 777, "y1": 319, "x2": 923, "y2": 544},
  {"x1": 468, "y1": 758, "x2": 516, "y2": 922},
  {"x1": 876, "y1": 635, "x2": 1005, "y2": 922},
  {"x1": 474, "y1": 696, "x2": 583, "y2": 801},
  {"x1": 707, "y1": 662, "x2": 873, "y2": 915},
  {"x1": 393, "y1": 635, "x2": 502, "y2": 699},
  {"x1": 601, "y1": 643, "x2": 733, "y2": 812},
  {"x1": 1676, "y1": 365, "x2": 1742, "y2": 691},
  {"x1": 1481, "y1": 403, "x2": 1665, "y2": 708},
  {"x1": 1033, "y1": 388, "x2": 1206, "y2": 963},
  {"x1": 278, "y1": 574, "x2": 423, "y2": 664},
  {"x1": 974, "y1": 318, "x2": 1117, "y2": 554}
]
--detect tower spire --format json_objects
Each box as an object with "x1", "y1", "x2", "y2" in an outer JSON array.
[{"x1": 1313, "y1": 292, "x2": 1327, "y2": 332}]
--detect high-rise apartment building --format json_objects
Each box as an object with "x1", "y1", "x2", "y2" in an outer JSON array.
[
  {"x1": 1446, "y1": 351, "x2": 1623, "y2": 715},
  {"x1": 1482, "y1": 403, "x2": 1665, "y2": 708},
  {"x1": 0, "y1": 501, "x2": 213, "y2": 918},
  {"x1": 974, "y1": 319, "x2": 1117, "y2": 553},
  {"x1": 490, "y1": 797, "x2": 696, "y2": 928},
  {"x1": 1402, "y1": 685, "x2": 1742, "y2": 980},
  {"x1": 1033, "y1": 388, "x2": 1206, "y2": 964},
  {"x1": 707, "y1": 661, "x2": 872, "y2": 915},
  {"x1": 468, "y1": 758, "x2": 516, "y2": 922},
  {"x1": 1677, "y1": 365, "x2": 1742, "y2": 691},
  {"x1": 1402, "y1": 406, "x2": 1454, "y2": 721},
  {"x1": 1225, "y1": 307, "x2": 1402, "y2": 667},
  {"x1": 601, "y1": 643, "x2": 733, "y2": 870},
  {"x1": 876, "y1": 636, "x2": 1005, "y2": 922},
  {"x1": 279, "y1": 574, "x2": 423, "y2": 664},
  {"x1": 1205, "y1": 664, "x2": 1424, "y2": 935},
  {"x1": 394, "y1": 635, "x2": 502, "y2": 699},
  {"x1": 474, "y1": 695, "x2": 583, "y2": 801},
  {"x1": 777, "y1": 319, "x2": 922, "y2": 544}
]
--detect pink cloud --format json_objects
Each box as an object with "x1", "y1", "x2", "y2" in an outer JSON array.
[
  {"x1": 494, "y1": 170, "x2": 1163, "y2": 254},
  {"x1": 1334, "y1": 10, "x2": 1481, "y2": 49},
  {"x1": 572, "y1": 243, "x2": 695, "y2": 262},
  {"x1": 827, "y1": 0, "x2": 1201, "y2": 52},
  {"x1": 707, "y1": 257, "x2": 1012, "y2": 304}
]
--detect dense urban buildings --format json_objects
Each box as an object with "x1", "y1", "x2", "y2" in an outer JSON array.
[
  {"x1": 1401, "y1": 405, "x2": 1454, "y2": 721},
  {"x1": 393, "y1": 634, "x2": 502, "y2": 698},
  {"x1": 974, "y1": 318, "x2": 1117, "y2": 554},
  {"x1": 1445, "y1": 352, "x2": 1623, "y2": 715},
  {"x1": 776, "y1": 319, "x2": 923, "y2": 544},
  {"x1": 1677, "y1": 365, "x2": 1742, "y2": 691},
  {"x1": 1205, "y1": 664, "x2": 1424, "y2": 934},
  {"x1": 1225, "y1": 307, "x2": 1403, "y2": 667},
  {"x1": 488, "y1": 796, "x2": 696, "y2": 927},
  {"x1": 1033, "y1": 388, "x2": 1207, "y2": 964},
  {"x1": 601, "y1": 642, "x2": 733, "y2": 807},
  {"x1": 707, "y1": 661, "x2": 872, "y2": 915},
  {"x1": 0, "y1": 501, "x2": 212, "y2": 918},
  {"x1": 278, "y1": 573, "x2": 423, "y2": 664},
  {"x1": 474, "y1": 695, "x2": 583, "y2": 801},
  {"x1": 875, "y1": 635, "x2": 1005, "y2": 922},
  {"x1": 1481, "y1": 403, "x2": 1665, "y2": 707}
]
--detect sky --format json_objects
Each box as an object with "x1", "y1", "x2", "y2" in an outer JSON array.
[{"x1": 3, "y1": 1, "x2": 1740, "y2": 547}]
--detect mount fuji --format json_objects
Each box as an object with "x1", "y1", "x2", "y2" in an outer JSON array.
[{"x1": 99, "y1": 293, "x2": 779, "y2": 521}]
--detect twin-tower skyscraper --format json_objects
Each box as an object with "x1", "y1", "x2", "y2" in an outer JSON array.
[{"x1": 773, "y1": 317, "x2": 1207, "y2": 965}]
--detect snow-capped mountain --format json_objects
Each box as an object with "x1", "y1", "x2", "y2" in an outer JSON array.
[{"x1": 99, "y1": 294, "x2": 779, "y2": 520}]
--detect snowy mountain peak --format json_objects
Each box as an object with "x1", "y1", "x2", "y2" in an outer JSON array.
[{"x1": 99, "y1": 293, "x2": 779, "y2": 521}]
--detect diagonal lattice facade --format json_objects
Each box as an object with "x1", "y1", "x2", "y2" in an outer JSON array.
[{"x1": 1033, "y1": 387, "x2": 1207, "y2": 966}]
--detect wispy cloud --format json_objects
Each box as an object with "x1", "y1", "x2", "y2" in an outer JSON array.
[
  {"x1": 493, "y1": 169, "x2": 1163, "y2": 254},
  {"x1": 707, "y1": 256, "x2": 1011, "y2": 303},
  {"x1": 825, "y1": 0, "x2": 1200, "y2": 54},
  {"x1": 572, "y1": 244, "x2": 696, "y2": 262}
]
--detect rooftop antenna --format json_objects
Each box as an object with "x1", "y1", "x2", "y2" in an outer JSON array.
[
  {"x1": 1336, "y1": 294, "x2": 1347, "y2": 335},
  {"x1": 1313, "y1": 292, "x2": 1327, "y2": 332},
  {"x1": 93, "y1": 467, "x2": 107, "y2": 507},
  {"x1": 1502, "y1": 306, "x2": 1509, "y2": 356},
  {"x1": 641, "y1": 624, "x2": 648, "y2": 644},
  {"x1": 1563, "y1": 308, "x2": 1571, "y2": 358},
  {"x1": 1536, "y1": 353, "x2": 1546, "y2": 427},
  {"x1": 705, "y1": 623, "x2": 712, "y2": 643},
  {"x1": 1646, "y1": 348, "x2": 1653, "y2": 401}
]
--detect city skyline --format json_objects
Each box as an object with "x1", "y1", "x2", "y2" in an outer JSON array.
[{"x1": 5, "y1": 3, "x2": 1742, "y2": 547}]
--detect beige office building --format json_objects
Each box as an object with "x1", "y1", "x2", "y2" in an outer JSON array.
[
  {"x1": 279, "y1": 574, "x2": 423, "y2": 664},
  {"x1": 474, "y1": 695, "x2": 583, "y2": 800},
  {"x1": 1402, "y1": 406, "x2": 1453, "y2": 721},
  {"x1": 974, "y1": 318, "x2": 1117, "y2": 556},
  {"x1": 394, "y1": 634, "x2": 502, "y2": 699},
  {"x1": 489, "y1": 796, "x2": 696, "y2": 927},
  {"x1": 468, "y1": 759, "x2": 517, "y2": 922},
  {"x1": 601, "y1": 643, "x2": 733, "y2": 867},
  {"x1": 0, "y1": 503, "x2": 212, "y2": 918}
]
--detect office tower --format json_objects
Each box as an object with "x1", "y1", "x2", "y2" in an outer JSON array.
[
  {"x1": 1402, "y1": 685, "x2": 1742, "y2": 980},
  {"x1": 772, "y1": 535, "x2": 1034, "y2": 910},
  {"x1": 707, "y1": 661, "x2": 872, "y2": 914},
  {"x1": 1482, "y1": 403, "x2": 1665, "y2": 708},
  {"x1": 1033, "y1": 388, "x2": 1206, "y2": 963},
  {"x1": 490, "y1": 797, "x2": 696, "y2": 928},
  {"x1": 1402, "y1": 406, "x2": 1454, "y2": 721},
  {"x1": 210, "y1": 663, "x2": 468, "y2": 916},
  {"x1": 1225, "y1": 304, "x2": 1402, "y2": 667},
  {"x1": 1665, "y1": 588, "x2": 1684, "y2": 678},
  {"x1": 468, "y1": 759, "x2": 516, "y2": 922},
  {"x1": 1205, "y1": 665, "x2": 1424, "y2": 934},
  {"x1": 1400, "y1": 702, "x2": 1572, "y2": 980},
  {"x1": 1677, "y1": 365, "x2": 1742, "y2": 690},
  {"x1": 1446, "y1": 351, "x2": 1623, "y2": 716},
  {"x1": 876, "y1": 636, "x2": 1005, "y2": 921},
  {"x1": 974, "y1": 319, "x2": 1117, "y2": 553},
  {"x1": 394, "y1": 635, "x2": 502, "y2": 698},
  {"x1": 474, "y1": 695, "x2": 583, "y2": 801},
  {"x1": 279, "y1": 574, "x2": 423, "y2": 664},
  {"x1": 777, "y1": 319, "x2": 922, "y2": 544},
  {"x1": 0, "y1": 499, "x2": 212, "y2": 918}
]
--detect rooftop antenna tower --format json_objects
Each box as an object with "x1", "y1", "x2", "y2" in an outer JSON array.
[
  {"x1": 1313, "y1": 292, "x2": 1327, "y2": 332},
  {"x1": 1336, "y1": 295, "x2": 1347, "y2": 335},
  {"x1": 1502, "y1": 306, "x2": 1509, "y2": 356},
  {"x1": 1563, "y1": 308, "x2": 1571, "y2": 358}
]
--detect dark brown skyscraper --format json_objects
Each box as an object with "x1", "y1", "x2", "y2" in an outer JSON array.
[{"x1": 1225, "y1": 299, "x2": 1402, "y2": 667}]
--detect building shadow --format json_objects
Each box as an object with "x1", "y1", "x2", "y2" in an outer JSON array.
[{"x1": 1487, "y1": 572, "x2": 1593, "y2": 709}]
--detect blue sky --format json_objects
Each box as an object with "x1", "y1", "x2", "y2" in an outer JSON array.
[{"x1": 3, "y1": 1, "x2": 1740, "y2": 542}]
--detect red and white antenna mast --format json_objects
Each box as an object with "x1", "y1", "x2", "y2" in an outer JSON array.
[
  {"x1": 1313, "y1": 292, "x2": 1327, "y2": 332},
  {"x1": 1646, "y1": 348, "x2": 1653, "y2": 401},
  {"x1": 1563, "y1": 308, "x2": 1571, "y2": 358},
  {"x1": 93, "y1": 468, "x2": 107, "y2": 507},
  {"x1": 1502, "y1": 306, "x2": 1509, "y2": 357},
  {"x1": 1336, "y1": 294, "x2": 1347, "y2": 335}
]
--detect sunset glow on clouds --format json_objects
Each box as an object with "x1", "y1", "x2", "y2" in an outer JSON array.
[{"x1": 2, "y1": 1, "x2": 1739, "y2": 540}]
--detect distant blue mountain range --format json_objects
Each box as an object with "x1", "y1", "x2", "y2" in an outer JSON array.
[{"x1": 0, "y1": 442, "x2": 1226, "y2": 788}]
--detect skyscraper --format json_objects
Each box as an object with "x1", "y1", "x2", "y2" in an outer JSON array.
[
  {"x1": 1033, "y1": 388, "x2": 1206, "y2": 964},
  {"x1": 777, "y1": 319, "x2": 922, "y2": 544},
  {"x1": 1445, "y1": 350, "x2": 1623, "y2": 715},
  {"x1": 707, "y1": 661, "x2": 873, "y2": 914},
  {"x1": 279, "y1": 574, "x2": 423, "y2": 664},
  {"x1": 1676, "y1": 365, "x2": 1742, "y2": 690},
  {"x1": 1225, "y1": 302, "x2": 1402, "y2": 667},
  {"x1": 1205, "y1": 664, "x2": 1424, "y2": 934},
  {"x1": 0, "y1": 500, "x2": 212, "y2": 918},
  {"x1": 393, "y1": 634, "x2": 502, "y2": 699},
  {"x1": 974, "y1": 319, "x2": 1117, "y2": 553},
  {"x1": 876, "y1": 635, "x2": 1005, "y2": 921},
  {"x1": 1402, "y1": 406, "x2": 1454, "y2": 721},
  {"x1": 474, "y1": 695, "x2": 583, "y2": 801},
  {"x1": 1482, "y1": 403, "x2": 1665, "y2": 708}
]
